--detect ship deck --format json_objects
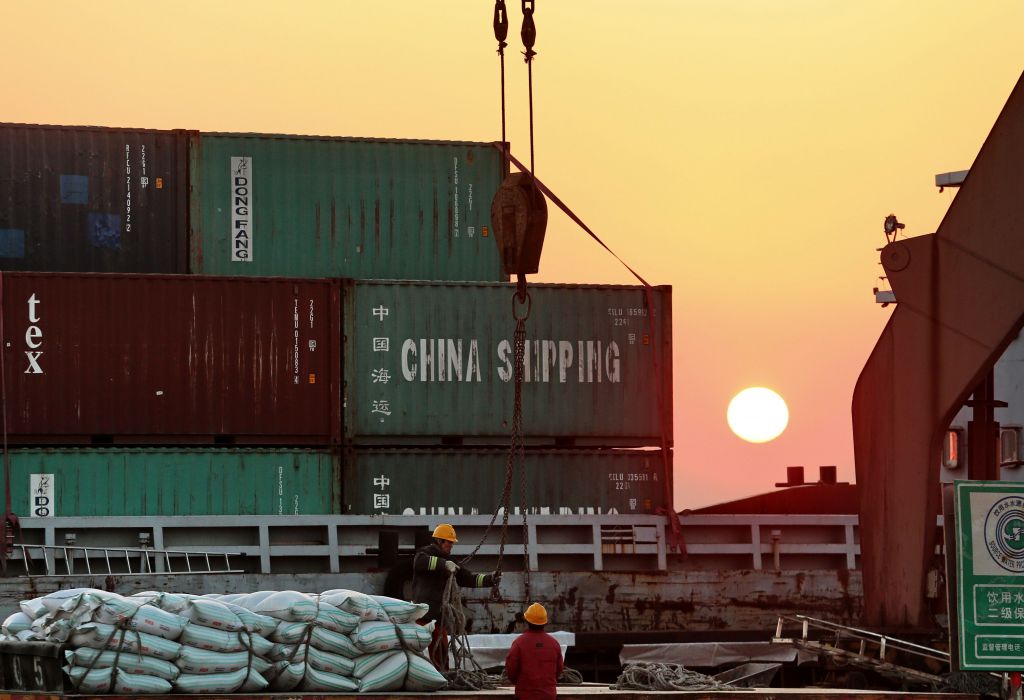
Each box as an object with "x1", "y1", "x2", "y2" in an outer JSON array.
[{"x1": 0, "y1": 690, "x2": 980, "y2": 700}]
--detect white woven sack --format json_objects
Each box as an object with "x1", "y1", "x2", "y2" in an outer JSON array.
[
  {"x1": 175, "y1": 646, "x2": 272, "y2": 675},
  {"x1": 267, "y1": 660, "x2": 305, "y2": 691},
  {"x1": 396, "y1": 621, "x2": 432, "y2": 652},
  {"x1": 251, "y1": 590, "x2": 318, "y2": 622},
  {"x1": 267, "y1": 644, "x2": 306, "y2": 663},
  {"x1": 89, "y1": 597, "x2": 187, "y2": 641},
  {"x1": 358, "y1": 650, "x2": 408, "y2": 692},
  {"x1": 173, "y1": 668, "x2": 268, "y2": 694},
  {"x1": 131, "y1": 592, "x2": 195, "y2": 614},
  {"x1": 352, "y1": 619, "x2": 402, "y2": 654},
  {"x1": 179, "y1": 624, "x2": 271, "y2": 655},
  {"x1": 404, "y1": 650, "x2": 448, "y2": 691},
  {"x1": 181, "y1": 599, "x2": 243, "y2": 631},
  {"x1": 309, "y1": 625, "x2": 360, "y2": 657},
  {"x1": 372, "y1": 595, "x2": 429, "y2": 623},
  {"x1": 299, "y1": 665, "x2": 360, "y2": 692},
  {"x1": 307, "y1": 644, "x2": 356, "y2": 676},
  {"x1": 65, "y1": 666, "x2": 172, "y2": 694},
  {"x1": 14, "y1": 629, "x2": 40, "y2": 642},
  {"x1": 269, "y1": 620, "x2": 308, "y2": 644},
  {"x1": 352, "y1": 652, "x2": 390, "y2": 679},
  {"x1": 66, "y1": 647, "x2": 181, "y2": 681},
  {"x1": 42, "y1": 618, "x2": 77, "y2": 643},
  {"x1": 221, "y1": 602, "x2": 278, "y2": 636},
  {"x1": 41, "y1": 587, "x2": 111, "y2": 614},
  {"x1": 219, "y1": 593, "x2": 247, "y2": 604},
  {"x1": 312, "y1": 600, "x2": 360, "y2": 634},
  {"x1": 2, "y1": 611, "x2": 33, "y2": 635},
  {"x1": 233, "y1": 590, "x2": 276, "y2": 609},
  {"x1": 19, "y1": 597, "x2": 48, "y2": 620},
  {"x1": 69, "y1": 622, "x2": 182, "y2": 661},
  {"x1": 319, "y1": 589, "x2": 387, "y2": 621}
]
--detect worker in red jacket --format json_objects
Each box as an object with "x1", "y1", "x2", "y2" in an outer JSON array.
[{"x1": 505, "y1": 603, "x2": 563, "y2": 700}]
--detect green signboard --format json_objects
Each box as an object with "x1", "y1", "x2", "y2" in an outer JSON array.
[{"x1": 955, "y1": 481, "x2": 1024, "y2": 670}]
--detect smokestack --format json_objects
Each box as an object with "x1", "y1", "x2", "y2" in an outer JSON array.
[
  {"x1": 775, "y1": 466, "x2": 805, "y2": 487},
  {"x1": 819, "y1": 465, "x2": 838, "y2": 484}
]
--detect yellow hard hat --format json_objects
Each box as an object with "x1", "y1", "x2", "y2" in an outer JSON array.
[
  {"x1": 524, "y1": 603, "x2": 548, "y2": 626},
  {"x1": 432, "y1": 524, "x2": 458, "y2": 542}
]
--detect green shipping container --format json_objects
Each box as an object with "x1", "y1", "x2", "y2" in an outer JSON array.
[
  {"x1": 11, "y1": 449, "x2": 339, "y2": 517},
  {"x1": 189, "y1": 133, "x2": 506, "y2": 281},
  {"x1": 343, "y1": 449, "x2": 670, "y2": 516},
  {"x1": 343, "y1": 281, "x2": 673, "y2": 445}
]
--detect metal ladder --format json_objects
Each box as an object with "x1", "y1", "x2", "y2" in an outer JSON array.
[
  {"x1": 16, "y1": 544, "x2": 244, "y2": 577},
  {"x1": 772, "y1": 613, "x2": 949, "y2": 688}
]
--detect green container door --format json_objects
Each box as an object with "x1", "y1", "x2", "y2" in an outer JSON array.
[
  {"x1": 343, "y1": 449, "x2": 670, "y2": 515},
  {"x1": 343, "y1": 281, "x2": 673, "y2": 445},
  {"x1": 190, "y1": 134, "x2": 506, "y2": 281},
  {"x1": 13, "y1": 449, "x2": 338, "y2": 517}
]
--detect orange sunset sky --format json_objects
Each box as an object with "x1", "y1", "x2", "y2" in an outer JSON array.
[{"x1": 4, "y1": 2, "x2": 1023, "y2": 509}]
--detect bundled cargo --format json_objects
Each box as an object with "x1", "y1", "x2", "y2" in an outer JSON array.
[
  {"x1": 4, "y1": 587, "x2": 446, "y2": 694},
  {"x1": 344, "y1": 448, "x2": 671, "y2": 515},
  {"x1": 343, "y1": 280, "x2": 673, "y2": 445},
  {"x1": 0, "y1": 273, "x2": 341, "y2": 446},
  {"x1": 0, "y1": 123, "x2": 189, "y2": 273},
  {"x1": 189, "y1": 133, "x2": 506, "y2": 281}
]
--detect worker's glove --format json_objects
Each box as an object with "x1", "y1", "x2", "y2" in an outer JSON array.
[
  {"x1": 444, "y1": 560, "x2": 459, "y2": 574},
  {"x1": 491, "y1": 571, "x2": 502, "y2": 585}
]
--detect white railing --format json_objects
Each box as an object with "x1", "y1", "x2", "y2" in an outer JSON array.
[{"x1": 9, "y1": 512, "x2": 863, "y2": 575}]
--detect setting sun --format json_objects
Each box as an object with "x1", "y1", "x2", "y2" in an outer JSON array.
[{"x1": 727, "y1": 388, "x2": 789, "y2": 444}]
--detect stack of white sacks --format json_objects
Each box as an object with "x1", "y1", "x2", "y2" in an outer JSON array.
[{"x1": 1, "y1": 588, "x2": 448, "y2": 694}]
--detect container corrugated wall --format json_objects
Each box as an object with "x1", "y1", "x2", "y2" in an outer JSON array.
[
  {"x1": 12, "y1": 449, "x2": 339, "y2": 517},
  {"x1": 342, "y1": 280, "x2": 672, "y2": 445},
  {"x1": 0, "y1": 123, "x2": 189, "y2": 272},
  {"x1": 343, "y1": 448, "x2": 669, "y2": 515},
  {"x1": 189, "y1": 134, "x2": 506, "y2": 281},
  {"x1": 0, "y1": 272, "x2": 341, "y2": 445}
]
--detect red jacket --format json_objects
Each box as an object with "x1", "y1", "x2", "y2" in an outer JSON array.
[{"x1": 505, "y1": 629, "x2": 564, "y2": 700}]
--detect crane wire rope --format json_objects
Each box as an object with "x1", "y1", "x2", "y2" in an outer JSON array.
[
  {"x1": 459, "y1": 0, "x2": 537, "y2": 600},
  {"x1": 496, "y1": 149, "x2": 686, "y2": 554}
]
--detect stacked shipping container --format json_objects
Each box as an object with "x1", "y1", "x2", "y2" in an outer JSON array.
[{"x1": 0, "y1": 122, "x2": 674, "y2": 521}]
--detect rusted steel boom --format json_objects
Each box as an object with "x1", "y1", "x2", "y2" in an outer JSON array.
[{"x1": 853, "y1": 69, "x2": 1024, "y2": 628}]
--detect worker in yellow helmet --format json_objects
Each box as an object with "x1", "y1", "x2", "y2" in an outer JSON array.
[
  {"x1": 506, "y1": 603, "x2": 563, "y2": 700},
  {"x1": 413, "y1": 523, "x2": 501, "y2": 669}
]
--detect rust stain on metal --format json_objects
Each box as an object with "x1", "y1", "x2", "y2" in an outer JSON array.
[{"x1": 605, "y1": 583, "x2": 618, "y2": 605}]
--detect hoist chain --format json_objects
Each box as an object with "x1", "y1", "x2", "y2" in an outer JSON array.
[{"x1": 511, "y1": 285, "x2": 531, "y2": 601}]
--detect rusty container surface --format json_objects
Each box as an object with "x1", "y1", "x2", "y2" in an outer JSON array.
[
  {"x1": 0, "y1": 272, "x2": 341, "y2": 445},
  {"x1": 189, "y1": 133, "x2": 506, "y2": 281},
  {"x1": 343, "y1": 448, "x2": 669, "y2": 515},
  {"x1": 0, "y1": 123, "x2": 189, "y2": 272},
  {"x1": 343, "y1": 280, "x2": 673, "y2": 445},
  {"x1": 12, "y1": 448, "x2": 339, "y2": 517}
]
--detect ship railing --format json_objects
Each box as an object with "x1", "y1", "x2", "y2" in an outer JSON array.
[
  {"x1": 15, "y1": 544, "x2": 244, "y2": 577},
  {"x1": 12, "y1": 512, "x2": 868, "y2": 575}
]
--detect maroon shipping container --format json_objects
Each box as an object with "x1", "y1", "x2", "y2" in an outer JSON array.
[{"x1": 0, "y1": 272, "x2": 341, "y2": 445}]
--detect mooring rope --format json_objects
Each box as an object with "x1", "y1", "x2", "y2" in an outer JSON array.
[{"x1": 610, "y1": 663, "x2": 730, "y2": 691}]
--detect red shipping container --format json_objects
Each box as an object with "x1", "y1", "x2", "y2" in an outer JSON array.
[{"x1": 0, "y1": 272, "x2": 341, "y2": 445}]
